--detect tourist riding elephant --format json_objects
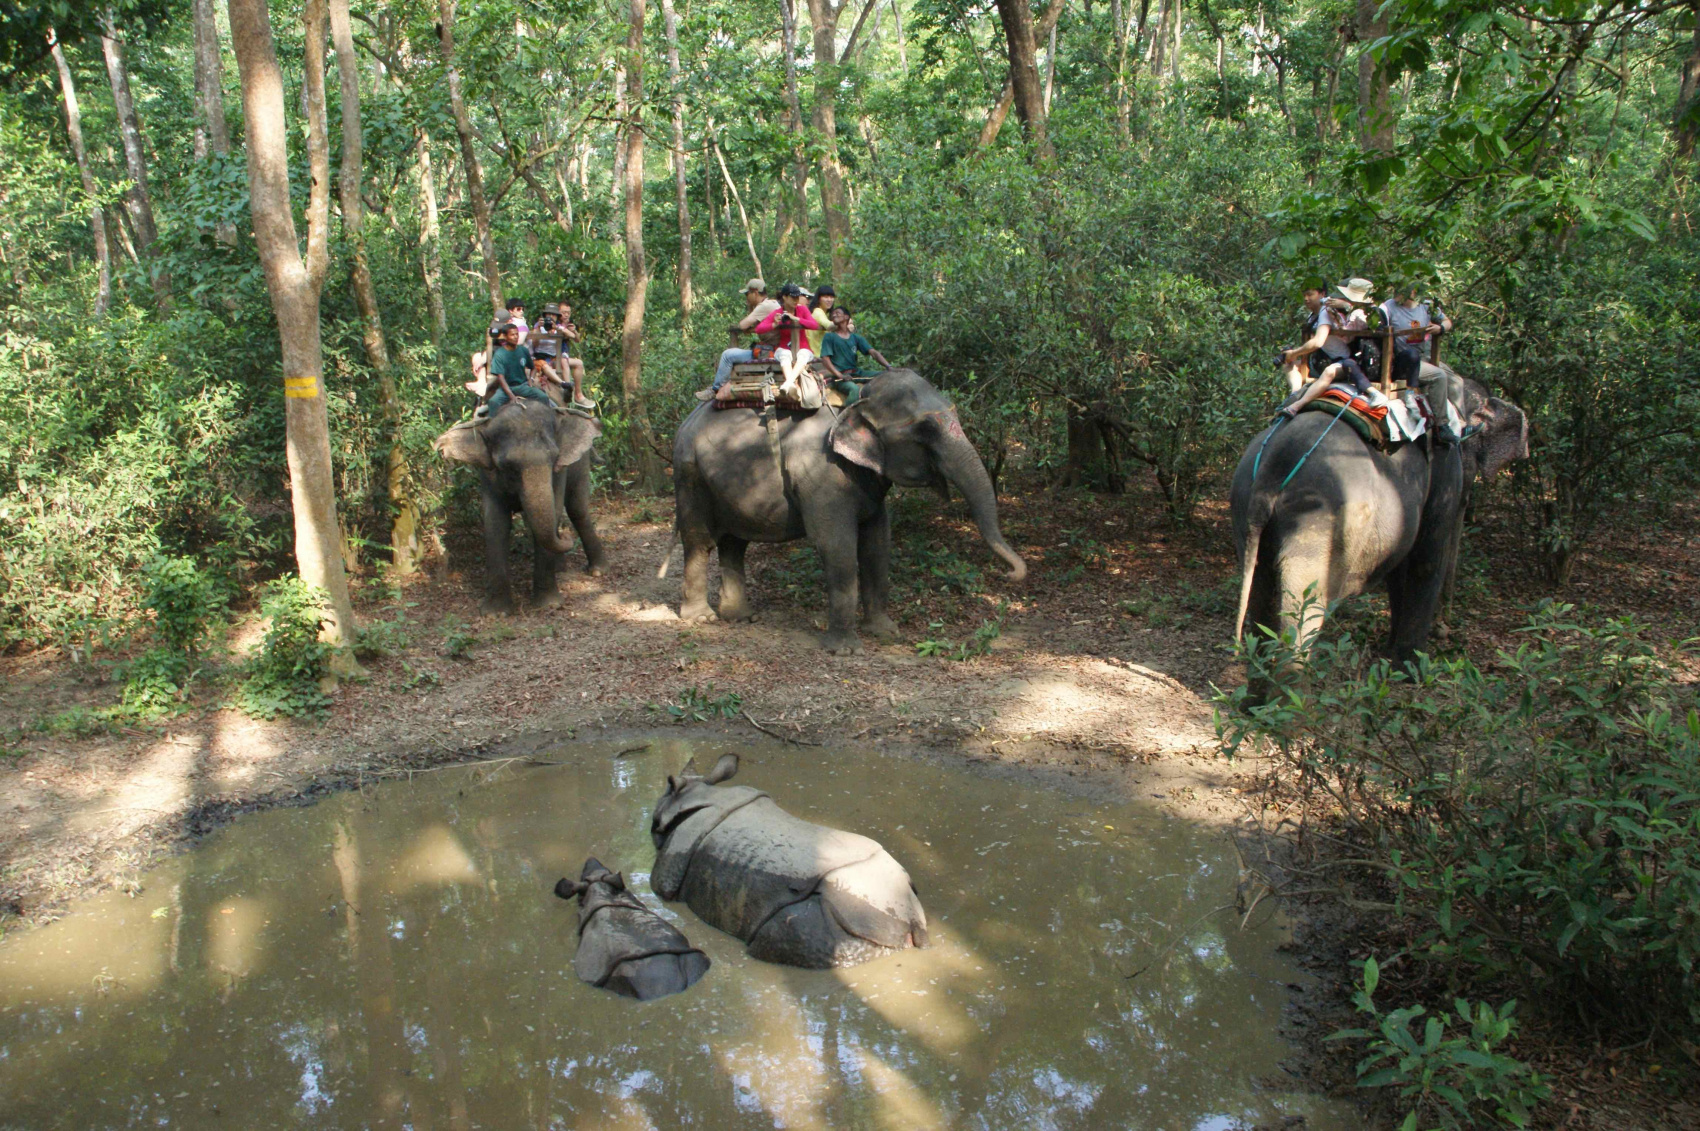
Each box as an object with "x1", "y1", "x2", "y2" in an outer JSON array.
[
  {"x1": 434, "y1": 400, "x2": 608, "y2": 614},
  {"x1": 1231, "y1": 369, "x2": 1527, "y2": 672},
  {"x1": 666, "y1": 368, "x2": 1026, "y2": 653}
]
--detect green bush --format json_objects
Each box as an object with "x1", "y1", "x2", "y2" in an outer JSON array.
[
  {"x1": 1219, "y1": 602, "x2": 1700, "y2": 1025},
  {"x1": 119, "y1": 555, "x2": 227, "y2": 716},
  {"x1": 1332, "y1": 957, "x2": 1549, "y2": 1130},
  {"x1": 238, "y1": 576, "x2": 332, "y2": 720}
]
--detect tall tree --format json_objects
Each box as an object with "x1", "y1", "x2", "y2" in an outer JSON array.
[
  {"x1": 436, "y1": 0, "x2": 503, "y2": 314},
  {"x1": 621, "y1": 0, "x2": 664, "y2": 492},
  {"x1": 661, "y1": 0, "x2": 694, "y2": 328},
  {"x1": 1676, "y1": 7, "x2": 1700, "y2": 162},
  {"x1": 993, "y1": 0, "x2": 1052, "y2": 156},
  {"x1": 1355, "y1": 0, "x2": 1392, "y2": 152},
  {"x1": 227, "y1": 0, "x2": 361, "y2": 673},
  {"x1": 805, "y1": 0, "x2": 855, "y2": 280},
  {"x1": 48, "y1": 31, "x2": 113, "y2": 316},
  {"x1": 98, "y1": 10, "x2": 170, "y2": 308},
  {"x1": 329, "y1": 0, "x2": 419, "y2": 577},
  {"x1": 777, "y1": 0, "x2": 811, "y2": 259},
  {"x1": 978, "y1": 0, "x2": 1066, "y2": 150},
  {"x1": 190, "y1": 0, "x2": 236, "y2": 245}
]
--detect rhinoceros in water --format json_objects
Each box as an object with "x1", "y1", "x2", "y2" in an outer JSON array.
[
  {"x1": 553, "y1": 857, "x2": 711, "y2": 1000},
  {"x1": 650, "y1": 754, "x2": 929, "y2": 968}
]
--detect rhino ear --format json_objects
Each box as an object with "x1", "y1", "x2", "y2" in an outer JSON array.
[
  {"x1": 435, "y1": 423, "x2": 493, "y2": 468},
  {"x1": 608, "y1": 871, "x2": 627, "y2": 891},
  {"x1": 705, "y1": 753, "x2": 740, "y2": 784},
  {"x1": 554, "y1": 878, "x2": 586, "y2": 900}
]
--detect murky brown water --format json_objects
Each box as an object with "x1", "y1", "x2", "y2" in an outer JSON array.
[{"x1": 0, "y1": 738, "x2": 1351, "y2": 1130}]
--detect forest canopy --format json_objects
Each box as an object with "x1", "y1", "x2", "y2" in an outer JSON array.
[{"x1": 0, "y1": 0, "x2": 1697, "y2": 649}]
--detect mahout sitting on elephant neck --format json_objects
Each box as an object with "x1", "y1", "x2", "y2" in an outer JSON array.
[
  {"x1": 650, "y1": 753, "x2": 929, "y2": 969},
  {"x1": 554, "y1": 857, "x2": 711, "y2": 1001}
]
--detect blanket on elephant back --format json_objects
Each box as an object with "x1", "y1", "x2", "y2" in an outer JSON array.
[
  {"x1": 712, "y1": 363, "x2": 827, "y2": 412},
  {"x1": 1300, "y1": 386, "x2": 1393, "y2": 449}
]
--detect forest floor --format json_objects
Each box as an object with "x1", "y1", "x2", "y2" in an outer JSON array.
[{"x1": 2, "y1": 474, "x2": 1697, "y2": 1128}]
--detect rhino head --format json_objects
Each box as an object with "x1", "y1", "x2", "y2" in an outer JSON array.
[
  {"x1": 553, "y1": 856, "x2": 625, "y2": 903},
  {"x1": 650, "y1": 753, "x2": 741, "y2": 846}
]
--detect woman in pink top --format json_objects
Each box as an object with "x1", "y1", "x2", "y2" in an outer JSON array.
[{"x1": 753, "y1": 283, "x2": 821, "y2": 395}]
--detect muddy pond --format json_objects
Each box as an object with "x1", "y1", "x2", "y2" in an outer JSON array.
[{"x1": 0, "y1": 738, "x2": 1352, "y2": 1130}]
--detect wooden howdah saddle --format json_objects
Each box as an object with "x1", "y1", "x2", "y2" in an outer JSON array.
[{"x1": 712, "y1": 361, "x2": 849, "y2": 411}]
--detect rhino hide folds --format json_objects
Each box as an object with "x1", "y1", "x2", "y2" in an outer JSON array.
[
  {"x1": 553, "y1": 858, "x2": 711, "y2": 1000},
  {"x1": 650, "y1": 753, "x2": 930, "y2": 969}
]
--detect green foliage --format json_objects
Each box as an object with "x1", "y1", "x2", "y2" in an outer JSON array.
[
  {"x1": 237, "y1": 577, "x2": 332, "y2": 720},
  {"x1": 118, "y1": 555, "x2": 226, "y2": 717},
  {"x1": 439, "y1": 618, "x2": 479, "y2": 660},
  {"x1": 914, "y1": 605, "x2": 1005, "y2": 661},
  {"x1": 664, "y1": 684, "x2": 744, "y2": 722},
  {"x1": 355, "y1": 613, "x2": 413, "y2": 660},
  {"x1": 1220, "y1": 602, "x2": 1700, "y2": 1024},
  {"x1": 1331, "y1": 957, "x2": 1550, "y2": 1130}
]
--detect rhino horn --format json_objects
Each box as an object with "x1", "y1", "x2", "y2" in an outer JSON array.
[{"x1": 705, "y1": 753, "x2": 740, "y2": 784}]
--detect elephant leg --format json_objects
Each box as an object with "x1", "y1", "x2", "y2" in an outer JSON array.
[
  {"x1": 716, "y1": 535, "x2": 755, "y2": 622},
  {"x1": 563, "y1": 466, "x2": 607, "y2": 576},
  {"x1": 808, "y1": 512, "x2": 863, "y2": 654},
  {"x1": 1387, "y1": 552, "x2": 1448, "y2": 663},
  {"x1": 680, "y1": 534, "x2": 716, "y2": 622},
  {"x1": 858, "y1": 509, "x2": 897, "y2": 637},
  {"x1": 481, "y1": 489, "x2": 517, "y2": 616}
]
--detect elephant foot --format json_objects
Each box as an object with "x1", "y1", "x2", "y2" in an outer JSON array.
[
  {"x1": 480, "y1": 593, "x2": 517, "y2": 617},
  {"x1": 862, "y1": 613, "x2": 899, "y2": 638},
  {"x1": 530, "y1": 588, "x2": 565, "y2": 611},
  {"x1": 679, "y1": 601, "x2": 717, "y2": 623},
  {"x1": 585, "y1": 564, "x2": 605, "y2": 578},
  {"x1": 717, "y1": 599, "x2": 755, "y2": 623},
  {"x1": 822, "y1": 630, "x2": 865, "y2": 656}
]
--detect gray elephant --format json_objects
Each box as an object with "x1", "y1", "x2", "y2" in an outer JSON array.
[
  {"x1": 434, "y1": 400, "x2": 608, "y2": 614},
  {"x1": 667, "y1": 368, "x2": 1025, "y2": 654},
  {"x1": 650, "y1": 754, "x2": 929, "y2": 969},
  {"x1": 1231, "y1": 367, "x2": 1527, "y2": 670},
  {"x1": 553, "y1": 857, "x2": 711, "y2": 1001}
]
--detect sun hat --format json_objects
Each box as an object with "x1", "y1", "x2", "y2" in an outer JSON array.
[
  {"x1": 541, "y1": 302, "x2": 561, "y2": 315},
  {"x1": 1334, "y1": 277, "x2": 1375, "y2": 304},
  {"x1": 742, "y1": 277, "x2": 767, "y2": 294}
]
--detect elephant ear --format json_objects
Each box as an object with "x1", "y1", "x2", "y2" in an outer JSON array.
[
  {"x1": 554, "y1": 413, "x2": 602, "y2": 471},
  {"x1": 1466, "y1": 394, "x2": 1529, "y2": 480},
  {"x1": 435, "y1": 423, "x2": 494, "y2": 468},
  {"x1": 829, "y1": 404, "x2": 884, "y2": 473}
]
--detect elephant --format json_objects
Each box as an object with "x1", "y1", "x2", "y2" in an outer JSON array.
[
  {"x1": 1230, "y1": 367, "x2": 1527, "y2": 671},
  {"x1": 434, "y1": 399, "x2": 608, "y2": 614},
  {"x1": 666, "y1": 368, "x2": 1025, "y2": 654},
  {"x1": 650, "y1": 754, "x2": 929, "y2": 969},
  {"x1": 553, "y1": 857, "x2": 711, "y2": 1001}
]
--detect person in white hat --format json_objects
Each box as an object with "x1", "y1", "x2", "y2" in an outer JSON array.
[
  {"x1": 699, "y1": 279, "x2": 783, "y2": 400},
  {"x1": 1279, "y1": 278, "x2": 1374, "y2": 419}
]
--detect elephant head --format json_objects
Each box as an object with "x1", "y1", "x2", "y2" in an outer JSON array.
[
  {"x1": 827, "y1": 369, "x2": 1027, "y2": 581},
  {"x1": 1458, "y1": 378, "x2": 1529, "y2": 483},
  {"x1": 434, "y1": 402, "x2": 600, "y2": 555}
]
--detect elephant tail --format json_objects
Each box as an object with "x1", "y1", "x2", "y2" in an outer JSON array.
[
  {"x1": 655, "y1": 531, "x2": 679, "y2": 579},
  {"x1": 1234, "y1": 519, "x2": 1264, "y2": 646}
]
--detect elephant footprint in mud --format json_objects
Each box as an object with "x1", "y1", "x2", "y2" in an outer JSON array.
[{"x1": 651, "y1": 754, "x2": 929, "y2": 969}]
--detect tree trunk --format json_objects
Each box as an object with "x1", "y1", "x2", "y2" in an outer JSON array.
[
  {"x1": 994, "y1": 0, "x2": 1052, "y2": 156},
  {"x1": 661, "y1": 0, "x2": 694, "y2": 328},
  {"x1": 330, "y1": 0, "x2": 418, "y2": 577},
  {"x1": 1112, "y1": 0, "x2": 1130, "y2": 142},
  {"x1": 711, "y1": 124, "x2": 764, "y2": 280},
  {"x1": 1676, "y1": 10, "x2": 1700, "y2": 162},
  {"x1": 979, "y1": 0, "x2": 1065, "y2": 151},
  {"x1": 49, "y1": 34, "x2": 112, "y2": 317},
  {"x1": 228, "y1": 0, "x2": 362, "y2": 675},
  {"x1": 99, "y1": 12, "x2": 170, "y2": 309},
  {"x1": 416, "y1": 132, "x2": 448, "y2": 352},
  {"x1": 1042, "y1": 9, "x2": 1058, "y2": 113},
  {"x1": 804, "y1": 0, "x2": 851, "y2": 280},
  {"x1": 609, "y1": 66, "x2": 627, "y2": 246},
  {"x1": 191, "y1": 0, "x2": 237, "y2": 245},
  {"x1": 778, "y1": 0, "x2": 812, "y2": 262},
  {"x1": 890, "y1": 0, "x2": 909, "y2": 75},
  {"x1": 1355, "y1": 0, "x2": 1392, "y2": 152},
  {"x1": 621, "y1": 0, "x2": 664, "y2": 493},
  {"x1": 437, "y1": 0, "x2": 503, "y2": 314}
]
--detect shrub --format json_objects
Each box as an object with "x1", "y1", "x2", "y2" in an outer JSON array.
[
  {"x1": 120, "y1": 555, "x2": 227, "y2": 716},
  {"x1": 1219, "y1": 602, "x2": 1700, "y2": 1025},
  {"x1": 238, "y1": 576, "x2": 332, "y2": 720}
]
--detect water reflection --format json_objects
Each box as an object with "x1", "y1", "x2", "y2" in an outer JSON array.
[{"x1": 0, "y1": 739, "x2": 1349, "y2": 1129}]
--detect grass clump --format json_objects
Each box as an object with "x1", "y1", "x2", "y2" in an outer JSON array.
[{"x1": 237, "y1": 576, "x2": 332, "y2": 720}]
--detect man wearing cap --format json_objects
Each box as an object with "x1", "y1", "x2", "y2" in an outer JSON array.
[{"x1": 699, "y1": 278, "x2": 782, "y2": 401}]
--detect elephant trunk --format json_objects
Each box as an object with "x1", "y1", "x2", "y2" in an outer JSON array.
[
  {"x1": 519, "y1": 464, "x2": 572, "y2": 556},
  {"x1": 937, "y1": 432, "x2": 1027, "y2": 581}
]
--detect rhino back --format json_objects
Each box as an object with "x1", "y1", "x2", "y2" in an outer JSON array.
[
  {"x1": 652, "y1": 785, "x2": 768, "y2": 899},
  {"x1": 573, "y1": 902, "x2": 706, "y2": 991}
]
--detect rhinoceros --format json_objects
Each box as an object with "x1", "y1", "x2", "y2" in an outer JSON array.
[
  {"x1": 553, "y1": 857, "x2": 711, "y2": 1000},
  {"x1": 650, "y1": 754, "x2": 929, "y2": 968}
]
